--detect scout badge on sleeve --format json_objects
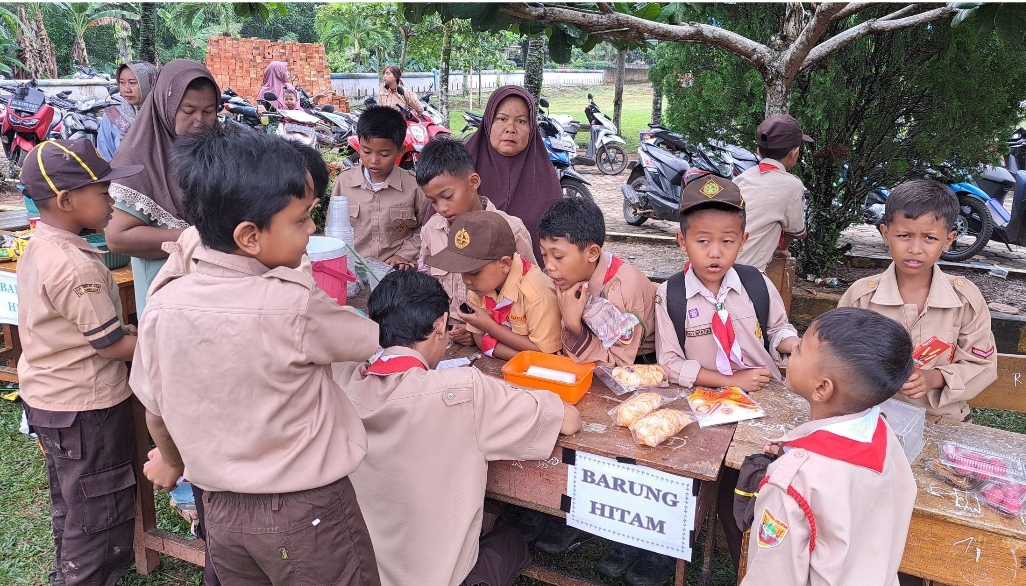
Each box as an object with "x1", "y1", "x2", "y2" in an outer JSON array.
[
  {"x1": 911, "y1": 336, "x2": 953, "y2": 371},
  {"x1": 757, "y1": 509, "x2": 789, "y2": 547}
]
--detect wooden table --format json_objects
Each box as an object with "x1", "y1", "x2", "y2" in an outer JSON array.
[{"x1": 727, "y1": 381, "x2": 1026, "y2": 585}]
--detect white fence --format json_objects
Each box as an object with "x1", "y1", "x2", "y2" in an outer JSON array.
[
  {"x1": 331, "y1": 69, "x2": 605, "y2": 98},
  {"x1": 0, "y1": 79, "x2": 113, "y2": 101}
]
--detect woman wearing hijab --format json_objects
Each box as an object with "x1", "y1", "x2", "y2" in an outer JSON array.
[
  {"x1": 106, "y1": 60, "x2": 220, "y2": 317},
  {"x1": 256, "y1": 60, "x2": 328, "y2": 113},
  {"x1": 375, "y1": 65, "x2": 423, "y2": 114},
  {"x1": 465, "y1": 85, "x2": 562, "y2": 259},
  {"x1": 97, "y1": 61, "x2": 158, "y2": 161}
]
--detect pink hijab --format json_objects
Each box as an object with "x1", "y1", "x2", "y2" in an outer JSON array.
[{"x1": 257, "y1": 61, "x2": 293, "y2": 110}]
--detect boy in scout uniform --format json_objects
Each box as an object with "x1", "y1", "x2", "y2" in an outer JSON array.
[
  {"x1": 741, "y1": 308, "x2": 917, "y2": 586},
  {"x1": 839, "y1": 180, "x2": 997, "y2": 422},
  {"x1": 132, "y1": 128, "x2": 382, "y2": 586},
  {"x1": 537, "y1": 197, "x2": 656, "y2": 367},
  {"x1": 17, "y1": 140, "x2": 144, "y2": 586},
  {"x1": 335, "y1": 270, "x2": 581, "y2": 586},
  {"x1": 733, "y1": 114, "x2": 811, "y2": 271},
  {"x1": 332, "y1": 106, "x2": 428, "y2": 270},
  {"x1": 426, "y1": 210, "x2": 562, "y2": 360},
  {"x1": 654, "y1": 170, "x2": 800, "y2": 574}
]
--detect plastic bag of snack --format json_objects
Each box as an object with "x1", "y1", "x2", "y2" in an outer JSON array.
[
  {"x1": 629, "y1": 409, "x2": 695, "y2": 447},
  {"x1": 595, "y1": 364, "x2": 668, "y2": 395},
  {"x1": 608, "y1": 389, "x2": 678, "y2": 427},
  {"x1": 582, "y1": 295, "x2": 640, "y2": 349},
  {"x1": 925, "y1": 459, "x2": 982, "y2": 491}
]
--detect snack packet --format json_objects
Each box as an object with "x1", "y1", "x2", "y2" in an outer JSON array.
[
  {"x1": 629, "y1": 409, "x2": 695, "y2": 447},
  {"x1": 595, "y1": 364, "x2": 667, "y2": 396},
  {"x1": 925, "y1": 458, "x2": 982, "y2": 491},
  {"x1": 582, "y1": 295, "x2": 640, "y2": 349},
  {"x1": 911, "y1": 336, "x2": 953, "y2": 372},
  {"x1": 608, "y1": 389, "x2": 678, "y2": 427},
  {"x1": 686, "y1": 386, "x2": 765, "y2": 427}
]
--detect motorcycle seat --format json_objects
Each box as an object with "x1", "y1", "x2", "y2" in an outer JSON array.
[{"x1": 648, "y1": 145, "x2": 691, "y2": 175}]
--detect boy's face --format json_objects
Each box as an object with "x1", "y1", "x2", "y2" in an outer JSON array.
[
  {"x1": 359, "y1": 136, "x2": 401, "y2": 181},
  {"x1": 879, "y1": 213, "x2": 956, "y2": 277},
  {"x1": 422, "y1": 171, "x2": 483, "y2": 223},
  {"x1": 68, "y1": 182, "x2": 115, "y2": 231},
  {"x1": 677, "y1": 208, "x2": 748, "y2": 288},
  {"x1": 254, "y1": 178, "x2": 317, "y2": 270},
  {"x1": 782, "y1": 326, "x2": 823, "y2": 401},
  {"x1": 461, "y1": 256, "x2": 512, "y2": 297},
  {"x1": 283, "y1": 93, "x2": 298, "y2": 109},
  {"x1": 539, "y1": 237, "x2": 601, "y2": 291}
]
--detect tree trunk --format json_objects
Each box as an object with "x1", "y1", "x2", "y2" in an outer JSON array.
[
  {"x1": 613, "y1": 45, "x2": 626, "y2": 132},
  {"x1": 462, "y1": 61, "x2": 469, "y2": 98},
  {"x1": 439, "y1": 21, "x2": 453, "y2": 128},
  {"x1": 763, "y1": 72, "x2": 793, "y2": 117},
  {"x1": 377, "y1": 46, "x2": 385, "y2": 83},
  {"x1": 523, "y1": 36, "x2": 545, "y2": 102},
  {"x1": 138, "y1": 3, "x2": 158, "y2": 65},
  {"x1": 73, "y1": 35, "x2": 89, "y2": 67},
  {"x1": 651, "y1": 84, "x2": 662, "y2": 126},
  {"x1": 399, "y1": 30, "x2": 409, "y2": 71},
  {"x1": 115, "y1": 21, "x2": 133, "y2": 64},
  {"x1": 17, "y1": 6, "x2": 57, "y2": 79}
]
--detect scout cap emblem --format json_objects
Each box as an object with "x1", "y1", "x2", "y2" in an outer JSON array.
[
  {"x1": 678, "y1": 170, "x2": 746, "y2": 215},
  {"x1": 454, "y1": 228, "x2": 471, "y2": 249},
  {"x1": 424, "y1": 210, "x2": 517, "y2": 274},
  {"x1": 701, "y1": 179, "x2": 722, "y2": 198}
]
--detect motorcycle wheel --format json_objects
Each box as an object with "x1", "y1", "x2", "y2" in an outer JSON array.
[
  {"x1": 941, "y1": 194, "x2": 994, "y2": 262},
  {"x1": 314, "y1": 123, "x2": 335, "y2": 146},
  {"x1": 596, "y1": 144, "x2": 628, "y2": 175},
  {"x1": 623, "y1": 176, "x2": 649, "y2": 226},
  {"x1": 561, "y1": 178, "x2": 593, "y2": 202}
]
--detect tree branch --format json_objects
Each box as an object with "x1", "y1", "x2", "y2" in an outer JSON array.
[
  {"x1": 802, "y1": 5, "x2": 956, "y2": 69},
  {"x1": 830, "y1": 2, "x2": 875, "y2": 23},
  {"x1": 597, "y1": 3, "x2": 614, "y2": 14},
  {"x1": 780, "y1": 3, "x2": 845, "y2": 78},
  {"x1": 498, "y1": 3, "x2": 772, "y2": 70}
]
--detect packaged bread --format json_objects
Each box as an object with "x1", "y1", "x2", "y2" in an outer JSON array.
[
  {"x1": 612, "y1": 365, "x2": 666, "y2": 388},
  {"x1": 614, "y1": 392, "x2": 665, "y2": 427},
  {"x1": 629, "y1": 409, "x2": 695, "y2": 447}
]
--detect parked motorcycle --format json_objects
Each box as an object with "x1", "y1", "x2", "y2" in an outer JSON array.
[
  {"x1": 537, "y1": 97, "x2": 593, "y2": 201},
  {"x1": 0, "y1": 80, "x2": 58, "y2": 178},
  {"x1": 569, "y1": 93, "x2": 628, "y2": 175},
  {"x1": 345, "y1": 89, "x2": 452, "y2": 170},
  {"x1": 220, "y1": 87, "x2": 264, "y2": 131},
  {"x1": 262, "y1": 91, "x2": 333, "y2": 148},
  {"x1": 621, "y1": 140, "x2": 695, "y2": 226},
  {"x1": 641, "y1": 124, "x2": 757, "y2": 178}
]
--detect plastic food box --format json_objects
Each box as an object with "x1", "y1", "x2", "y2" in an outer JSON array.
[
  {"x1": 879, "y1": 398, "x2": 926, "y2": 463},
  {"x1": 980, "y1": 480, "x2": 1026, "y2": 516},
  {"x1": 501, "y1": 351, "x2": 595, "y2": 405},
  {"x1": 82, "y1": 233, "x2": 130, "y2": 270},
  {"x1": 939, "y1": 442, "x2": 1026, "y2": 483}
]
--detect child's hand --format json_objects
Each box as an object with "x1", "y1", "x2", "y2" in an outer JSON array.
[
  {"x1": 144, "y1": 448, "x2": 184, "y2": 492},
  {"x1": 556, "y1": 282, "x2": 588, "y2": 336},
  {"x1": 900, "y1": 370, "x2": 942, "y2": 400},
  {"x1": 776, "y1": 336, "x2": 798, "y2": 355},
  {"x1": 457, "y1": 303, "x2": 491, "y2": 332},
  {"x1": 384, "y1": 255, "x2": 416, "y2": 271},
  {"x1": 449, "y1": 323, "x2": 474, "y2": 345},
  {"x1": 731, "y1": 368, "x2": 772, "y2": 392},
  {"x1": 123, "y1": 324, "x2": 137, "y2": 336}
]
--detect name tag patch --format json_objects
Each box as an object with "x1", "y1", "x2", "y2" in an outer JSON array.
[
  {"x1": 508, "y1": 314, "x2": 527, "y2": 324},
  {"x1": 972, "y1": 346, "x2": 995, "y2": 359},
  {"x1": 73, "y1": 284, "x2": 101, "y2": 296},
  {"x1": 757, "y1": 509, "x2": 788, "y2": 548},
  {"x1": 686, "y1": 327, "x2": 711, "y2": 338}
]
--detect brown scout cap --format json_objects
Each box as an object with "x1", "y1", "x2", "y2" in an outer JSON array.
[
  {"x1": 425, "y1": 210, "x2": 516, "y2": 273},
  {"x1": 756, "y1": 114, "x2": 814, "y2": 151},
  {"x1": 20, "y1": 139, "x2": 144, "y2": 200},
  {"x1": 678, "y1": 170, "x2": 745, "y2": 215}
]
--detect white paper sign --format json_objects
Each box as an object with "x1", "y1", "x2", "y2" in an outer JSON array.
[
  {"x1": 0, "y1": 271, "x2": 18, "y2": 325},
  {"x1": 566, "y1": 451, "x2": 697, "y2": 560}
]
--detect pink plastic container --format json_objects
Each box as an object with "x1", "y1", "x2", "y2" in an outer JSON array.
[{"x1": 307, "y1": 236, "x2": 356, "y2": 305}]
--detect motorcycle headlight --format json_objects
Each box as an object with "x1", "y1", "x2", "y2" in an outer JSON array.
[
  {"x1": 409, "y1": 126, "x2": 427, "y2": 142},
  {"x1": 9, "y1": 113, "x2": 39, "y2": 128}
]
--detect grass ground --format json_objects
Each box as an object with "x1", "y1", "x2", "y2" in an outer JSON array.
[
  {"x1": 4, "y1": 397, "x2": 1024, "y2": 585},
  {"x1": 445, "y1": 83, "x2": 654, "y2": 152}
]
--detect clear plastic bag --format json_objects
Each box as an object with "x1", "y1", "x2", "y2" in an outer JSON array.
[
  {"x1": 582, "y1": 295, "x2": 639, "y2": 349},
  {"x1": 629, "y1": 409, "x2": 696, "y2": 447},
  {"x1": 595, "y1": 365, "x2": 668, "y2": 396},
  {"x1": 609, "y1": 390, "x2": 675, "y2": 427}
]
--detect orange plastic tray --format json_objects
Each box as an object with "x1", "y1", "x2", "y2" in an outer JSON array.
[{"x1": 501, "y1": 351, "x2": 595, "y2": 404}]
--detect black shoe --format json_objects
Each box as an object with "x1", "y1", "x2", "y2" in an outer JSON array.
[
  {"x1": 597, "y1": 542, "x2": 642, "y2": 578},
  {"x1": 625, "y1": 550, "x2": 677, "y2": 586},
  {"x1": 48, "y1": 570, "x2": 66, "y2": 586},
  {"x1": 534, "y1": 521, "x2": 582, "y2": 555},
  {"x1": 513, "y1": 509, "x2": 548, "y2": 543}
]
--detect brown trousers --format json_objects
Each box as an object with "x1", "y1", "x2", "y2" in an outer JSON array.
[
  {"x1": 460, "y1": 526, "x2": 532, "y2": 586},
  {"x1": 202, "y1": 476, "x2": 380, "y2": 586},
  {"x1": 26, "y1": 399, "x2": 136, "y2": 586}
]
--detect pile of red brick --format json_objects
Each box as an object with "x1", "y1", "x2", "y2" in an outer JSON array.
[{"x1": 206, "y1": 37, "x2": 349, "y2": 112}]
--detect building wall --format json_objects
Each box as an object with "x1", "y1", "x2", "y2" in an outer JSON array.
[{"x1": 205, "y1": 37, "x2": 334, "y2": 103}]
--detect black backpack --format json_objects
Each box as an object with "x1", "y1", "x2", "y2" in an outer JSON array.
[{"x1": 665, "y1": 264, "x2": 771, "y2": 354}]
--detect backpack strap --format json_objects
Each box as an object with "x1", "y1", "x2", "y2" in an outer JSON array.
[
  {"x1": 665, "y1": 270, "x2": 689, "y2": 350},
  {"x1": 733, "y1": 264, "x2": 771, "y2": 353}
]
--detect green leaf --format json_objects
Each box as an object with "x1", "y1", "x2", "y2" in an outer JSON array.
[
  {"x1": 631, "y1": 3, "x2": 663, "y2": 21},
  {"x1": 518, "y1": 20, "x2": 546, "y2": 35},
  {"x1": 447, "y1": 4, "x2": 489, "y2": 19},
  {"x1": 549, "y1": 26, "x2": 572, "y2": 63},
  {"x1": 557, "y1": 22, "x2": 587, "y2": 42},
  {"x1": 402, "y1": 3, "x2": 427, "y2": 24},
  {"x1": 581, "y1": 34, "x2": 603, "y2": 53},
  {"x1": 470, "y1": 4, "x2": 500, "y2": 31}
]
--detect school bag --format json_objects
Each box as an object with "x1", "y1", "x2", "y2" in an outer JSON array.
[{"x1": 664, "y1": 263, "x2": 771, "y2": 353}]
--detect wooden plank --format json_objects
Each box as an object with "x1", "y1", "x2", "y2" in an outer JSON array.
[
  {"x1": 724, "y1": 380, "x2": 808, "y2": 470},
  {"x1": 764, "y1": 257, "x2": 796, "y2": 316},
  {"x1": 486, "y1": 446, "x2": 568, "y2": 517},
  {"x1": 132, "y1": 397, "x2": 161, "y2": 575},
  {"x1": 899, "y1": 514, "x2": 1026, "y2": 585},
  {"x1": 969, "y1": 353, "x2": 1026, "y2": 412},
  {"x1": 137, "y1": 529, "x2": 207, "y2": 567}
]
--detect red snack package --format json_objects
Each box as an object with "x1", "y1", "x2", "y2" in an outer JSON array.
[{"x1": 911, "y1": 336, "x2": 953, "y2": 372}]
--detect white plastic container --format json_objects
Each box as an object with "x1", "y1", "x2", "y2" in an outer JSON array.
[{"x1": 880, "y1": 398, "x2": 926, "y2": 463}]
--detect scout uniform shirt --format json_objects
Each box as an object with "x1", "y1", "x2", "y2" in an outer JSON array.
[
  {"x1": 563, "y1": 252, "x2": 657, "y2": 367},
  {"x1": 733, "y1": 159, "x2": 807, "y2": 272},
  {"x1": 655, "y1": 266, "x2": 797, "y2": 387},
  {"x1": 419, "y1": 195, "x2": 536, "y2": 322},
  {"x1": 375, "y1": 84, "x2": 424, "y2": 113},
  {"x1": 130, "y1": 247, "x2": 380, "y2": 494},
  {"x1": 332, "y1": 163, "x2": 429, "y2": 263},
  {"x1": 839, "y1": 264, "x2": 997, "y2": 421},
  {"x1": 334, "y1": 347, "x2": 565, "y2": 586},
  {"x1": 17, "y1": 222, "x2": 129, "y2": 411},
  {"x1": 465, "y1": 253, "x2": 562, "y2": 355},
  {"x1": 740, "y1": 407, "x2": 916, "y2": 586}
]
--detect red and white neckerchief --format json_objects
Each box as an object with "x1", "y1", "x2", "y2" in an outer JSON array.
[
  {"x1": 601, "y1": 253, "x2": 624, "y2": 291},
  {"x1": 784, "y1": 407, "x2": 888, "y2": 473},
  {"x1": 365, "y1": 354, "x2": 427, "y2": 376},
  {"x1": 685, "y1": 262, "x2": 754, "y2": 375},
  {"x1": 480, "y1": 259, "x2": 533, "y2": 356},
  {"x1": 758, "y1": 162, "x2": 779, "y2": 174}
]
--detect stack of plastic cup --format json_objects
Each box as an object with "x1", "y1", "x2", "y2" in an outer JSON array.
[{"x1": 324, "y1": 195, "x2": 359, "y2": 297}]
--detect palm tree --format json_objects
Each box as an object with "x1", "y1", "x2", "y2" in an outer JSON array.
[
  {"x1": 14, "y1": 3, "x2": 57, "y2": 79},
  {"x1": 316, "y1": 5, "x2": 392, "y2": 72},
  {"x1": 157, "y1": 3, "x2": 242, "y2": 61},
  {"x1": 56, "y1": 2, "x2": 138, "y2": 67}
]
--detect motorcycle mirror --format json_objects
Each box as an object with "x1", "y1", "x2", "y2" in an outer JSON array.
[
  {"x1": 263, "y1": 91, "x2": 278, "y2": 102},
  {"x1": 321, "y1": 104, "x2": 335, "y2": 113},
  {"x1": 587, "y1": 93, "x2": 593, "y2": 100},
  {"x1": 108, "y1": 85, "x2": 119, "y2": 96},
  {"x1": 58, "y1": 90, "x2": 71, "y2": 98},
  {"x1": 539, "y1": 97, "x2": 549, "y2": 108}
]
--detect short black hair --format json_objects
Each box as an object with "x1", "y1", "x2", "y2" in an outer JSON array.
[
  {"x1": 288, "y1": 141, "x2": 329, "y2": 200},
  {"x1": 809, "y1": 307, "x2": 913, "y2": 412},
  {"x1": 538, "y1": 197, "x2": 606, "y2": 249},
  {"x1": 415, "y1": 136, "x2": 476, "y2": 186},
  {"x1": 367, "y1": 270, "x2": 450, "y2": 348},
  {"x1": 679, "y1": 203, "x2": 747, "y2": 235},
  {"x1": 357, "y1": 106, "x2": 407, "y2": 149},
  {"x1": 882, "y1": 179, "x2": 959, "y2": 231},
  {"x1": 758, "y1": 146, "x2": 795, "y2": 162},
  {"x1": 175, "y1": 125, "x2": 309, "y2": 253}
]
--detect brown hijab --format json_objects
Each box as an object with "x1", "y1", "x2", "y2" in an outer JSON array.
[
  {"x1": 465, "y1": 85, "x2": 562, "y2": 253},
  {"x1": 111, "y1": 60, "x2": 219, "y2": 228}
]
